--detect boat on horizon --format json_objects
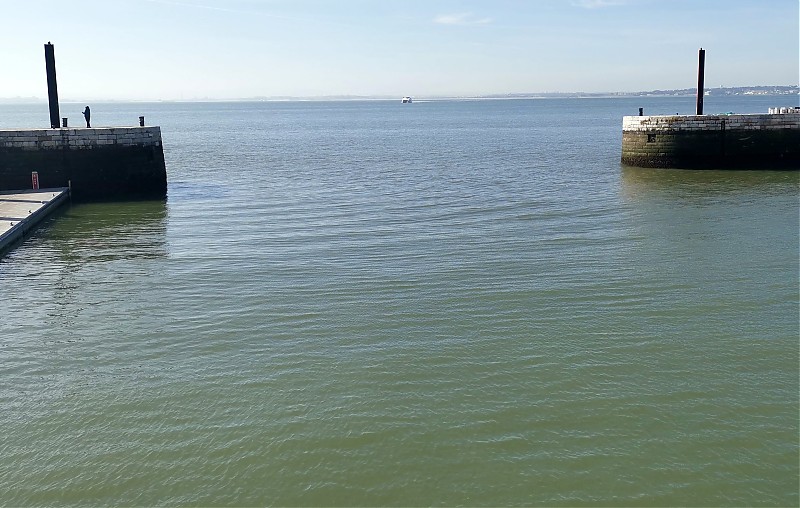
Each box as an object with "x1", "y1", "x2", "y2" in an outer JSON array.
[{"x1": 401, "y1": 96, "x2": 412, "y2": 103}]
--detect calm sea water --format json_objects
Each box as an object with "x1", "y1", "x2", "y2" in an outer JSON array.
[{"x1": 1, "y1": 96, "x2": 798, "y2": 506}]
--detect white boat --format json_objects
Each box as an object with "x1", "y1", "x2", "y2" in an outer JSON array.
[{"x1": 401, "y1": 96, "x2": 412, "y2": 103}]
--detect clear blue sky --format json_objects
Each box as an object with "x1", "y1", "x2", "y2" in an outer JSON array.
[{"x1": 1, "y1": 0, "x2": 797, "y2": 100}]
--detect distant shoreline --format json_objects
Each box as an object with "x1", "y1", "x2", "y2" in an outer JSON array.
[{"x1": 1, "y1": 85, "x2": 797, "y2": 104}]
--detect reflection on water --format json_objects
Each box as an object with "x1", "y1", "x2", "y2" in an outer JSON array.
[
  {"x1": 0, "y1": 199, "x2": 168, "y2": 338},
  {"x1": 619, "y1": 165, "x2": 798, "y2": 265},
  {"x1": 621, "y1": 165, "x2": 800, "y2": 202},
  {"x1": 618, "y1": 166, "x2": 798, "y2": 368},
  {"x1": 46, "y1": 199, "x2": 169, "y2": 263}
]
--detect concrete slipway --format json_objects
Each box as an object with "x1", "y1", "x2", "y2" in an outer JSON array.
[{"x1": 0, "y1": 188, "x2": 69, "y2": 256}]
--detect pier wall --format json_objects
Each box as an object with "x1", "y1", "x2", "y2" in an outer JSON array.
[
  {"x1": 621, "y1": 113, "x2": 800, "y2": 169},
  {"x1": 0, "y1": 127, "x2": 167, "y2": 200}
]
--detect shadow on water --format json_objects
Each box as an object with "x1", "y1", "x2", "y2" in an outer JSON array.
[
  {"x1": 166, "y1": 180, "x2": 230, "y2": 202},
  {"x1": 620, "y1": 165, "x2": 799, "y2": 204}
]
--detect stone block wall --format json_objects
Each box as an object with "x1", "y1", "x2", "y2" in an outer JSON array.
[
  {"x1": 621, "y1": 113, "x2": 800, "y2": 169},
  {"x1": 0, "y1": 127, "x2": 167, "y2": 200}
]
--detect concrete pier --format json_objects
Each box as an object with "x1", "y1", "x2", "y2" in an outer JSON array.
[
  {"x1": 0, "y1": 188, "x2": 69, "y2": 255},
  {"x1": 0, "y1": 126, "x2": 167, "y2": 201},
  {"x1": 621, "y1": 112, "x2": 800, "y2": 169}
]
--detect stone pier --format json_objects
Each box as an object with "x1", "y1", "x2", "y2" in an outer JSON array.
[
  {"x1": 621, "y1": 113, "x2": 800, "y2": 169},
  {"x1": 0, "y1": 126, "x2": 167, "y2": 200}
]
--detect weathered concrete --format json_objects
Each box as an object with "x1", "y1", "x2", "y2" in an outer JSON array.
[
  {"x1": 0, "y1": 188, "x2": 69, "y2": 255},
  {"x1": 0, "y1": 126, "x2": 167, "y2": 200},
  {"x1": 621, "y1": 113, "x2": 800, "y2": 169}
]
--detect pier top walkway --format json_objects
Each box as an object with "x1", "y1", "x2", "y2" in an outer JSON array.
[{"x1": 0, "y1": 188, "x2": 70, "y2": 255}]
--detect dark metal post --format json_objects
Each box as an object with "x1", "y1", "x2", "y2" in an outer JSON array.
[
  {"x1": 696, "y1": 48, "x2": 705, "y2": 115},
  {"x1": 139, "y1": 116, "x2": 145, "y2": 127},
  {"x1": 44, "y1": 42, "x2": 60, "y2": 128},
  {"x1": 639, "y1": 107, "x2": 643, "y2": 116}
]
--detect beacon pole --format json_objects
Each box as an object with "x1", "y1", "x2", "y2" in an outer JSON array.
[
  {"x1": 696, "y1": 48, "x2": 705, "y2": 116},
  {"x1": 44, "y1": 42, "x2": 60, "y2": 129}
]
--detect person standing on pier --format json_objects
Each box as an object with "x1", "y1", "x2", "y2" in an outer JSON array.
[{"x1": 83, "y1": 106, "x2": 91, "y2": 128}]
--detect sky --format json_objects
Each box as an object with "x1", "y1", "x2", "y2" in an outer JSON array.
[{"x1": 0, "y1": 0, "x2": 797, "y2": 100}]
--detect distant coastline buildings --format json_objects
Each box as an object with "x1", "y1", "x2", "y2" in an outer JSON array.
[{"x1": 478, "y1": 85, "x2": 799, "y2": 100}]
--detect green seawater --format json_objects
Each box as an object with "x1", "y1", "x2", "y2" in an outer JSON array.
[{"x1": 1, "y1": 97, "x2": 798, "y2": 506}]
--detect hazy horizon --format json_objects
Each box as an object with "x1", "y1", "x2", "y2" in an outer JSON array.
[
  {"x1": 2, "y1": 84, "x2": 798, "y2": 105},
  {"x1": 2, "y1": 0, "x2": 798, "y2": 102}
]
